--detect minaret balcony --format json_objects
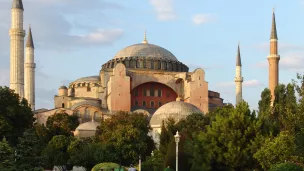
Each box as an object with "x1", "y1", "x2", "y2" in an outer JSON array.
[{"x1": 234, "y1": 77, "x2": 243, "y2": 82}]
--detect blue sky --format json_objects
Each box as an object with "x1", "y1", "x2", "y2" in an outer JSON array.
[{"x1": 0, "y1": 0, "x2": 304, "y2": 110}]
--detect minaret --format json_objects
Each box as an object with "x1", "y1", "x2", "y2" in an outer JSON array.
[
  {"x1": 25, "y1": 26, "x2": 36, "y2": 110},
  {"x1": 9, "y1": 0, "x2": 25, "y2": 98},
  {"x1": 234, "y1": 42, "x2": 243, "y2": 105},
  {"x1": 268, "y1": 9, "x2": 280, "y2": 103}
]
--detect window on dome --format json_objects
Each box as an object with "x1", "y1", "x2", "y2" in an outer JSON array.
[
  {"x1": 158, "y1": 61, "x2": 161, "y2": 69},
  {"x1": 151, "y1": 61, "x2": 154, "y2": 69},
  {"x1": 143, "y1": 88, "x2": 147, "y2": 96},
  {"x1": 136, "y1": 60, "x2": 140, "y2": 68},
  {"x1": 143, "y1": 60, "x2": 147, "y2": 68},
  {"x1": 150, "y1": 86, "x2": 155, "y2": 96},
  {"x1": 158, "y1": 89, "x2": 162, "y2": 97},
  {"x1": 143, "y1": 101, "x2": 146, "y2": 107}
]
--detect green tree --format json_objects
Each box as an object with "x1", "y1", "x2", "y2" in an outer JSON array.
[
  {"x1": 0, "y1": 86, "x2": 34, "y2": 146},
  {"x1": 269, "y1": 162, "x2": 304, "y2": 171},
  {"x1": 43, "y1": 135, "x2": 73, "y2": 171},
  {"x1": 254, "y1": 131, "x2": 297, "y2": 170},
  {"x1": 46, "y1": 112, "x2": 79, "y2": 138},
  {"x1": 202, "y1": 102, "x2": 258, "y2": 170},
  {"x1": 142, "y1": 150, "x2": 165, "y2": 171},
  {"x1": 0, "y1": 137, "x2": 15, "y2": 171},
  {"x1": 15, "y1": 128, "x2": 45, "y2": 171},
  {"x1": 96, "y1": 111, "x2": 154, "y2": 166}
]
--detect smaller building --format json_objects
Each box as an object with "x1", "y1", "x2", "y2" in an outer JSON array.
[{"x1": 74, "y1": 119, "x2": 101, "y2": 138}]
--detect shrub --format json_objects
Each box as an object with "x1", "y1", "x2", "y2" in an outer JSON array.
[
  {"x1": 91, "y1": 162, "x2": 126, "y2": 171},
  {"x1": 269, "y1": 162, "x2": 303, "y2": 171}
]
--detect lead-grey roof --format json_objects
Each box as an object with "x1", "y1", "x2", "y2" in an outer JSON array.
[
  {"x1": 236, "y1": 44, "x2": 241, "y2": 66},
  {"x1": 26, "y1": 26, "x2": 34, "y2": 48},
  {"x1": 150, "y1": 101, "x2": 202, "y2": 126},
  {"x1": 113, "y1": 43, "x2": 178, "y2": 61},
  {"x1": 12, "y1": 0, "x2": 23, "y2": 10},
  {"x1": 76, "y1": 120, "x2": 100, "y2": 131},
  {"x1": 270, "y1": 10, "x2": 278, "y2": 40},
  {"x1": 74, "y1": 76, "x2": 100, "y2": 82}
]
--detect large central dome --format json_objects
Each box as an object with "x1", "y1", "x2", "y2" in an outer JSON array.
[{"x1": 113, "y1": 39, "x2": 178, "y2": 61}]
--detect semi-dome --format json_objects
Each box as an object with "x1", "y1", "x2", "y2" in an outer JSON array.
[
  {"x1": 75, "y1": 120, "x2": 100, "y2": 131},
  {"x1": 74, "y1": 76, "x2": 100, "y2": 83},
  {"x1": 74, "y1": 120, "x2": 101, "y2": 138},
  {"x1": 59, "y1": 85, "x2": 67, "y2": 89},
  {"x1": 113, "y1": 43, "x2": 178, "y2": 61},
  {"x1": 150, "y1": 101, "x2": 202, "y2": 126}
]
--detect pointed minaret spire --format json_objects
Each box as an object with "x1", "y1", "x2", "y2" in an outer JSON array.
[
  {"x1": 234, "y1": 42, "x2": 243, "y2": 105},
  {"x1": 24, "y1": 25, "x2": 36, "y2": 110},
  {"x1": 268, "y1": 8, "x2": 280, "y2": 105},
  {"x1": 26, "y1": 25, "x2": 34, "y2": 48},
  {"x1": 142, "y1": 30, "x2": 148, "y2": 44},
  {"x1": 12, "y1": 0, "x2": 23, "y2": 10},
  {"x1": 270, "y1": 8, "x2": 278, "y2": 40},
  {"x1": 236, "y1": 42, "x2": 242, "y2": 66}
]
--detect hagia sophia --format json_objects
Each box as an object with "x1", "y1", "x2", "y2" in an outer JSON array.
[{"x1": 8, "y1": 0, "x2": 280, "y2": 143}]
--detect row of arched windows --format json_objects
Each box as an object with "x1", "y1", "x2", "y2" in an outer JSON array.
[
  {"x1": 135, "y1": 100, "x2": 162, "y2": 108},
  {"x1": 76, "y1": 108, "x2": 101, "y2": 120},
  {"x1": 134, "y1": 88, "x2": 162, "y2": 97}
]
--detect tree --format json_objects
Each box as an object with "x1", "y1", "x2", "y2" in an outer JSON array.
[
  {"x1": 15, "y1": 128, "x2": 45, "y2": 171},
  {"x1": 68, "y1": 138, "x2": 98, "y2": 171},
  {"x1": 0, "y1": 86, "x2": 34, "y2": 146},
  {"x1": 46, "y1": 112, "x2": 79, "y2": 138},
  {"x1": 269, "y1": 162, "x2": 303, "y2": 171},
  {"x1": 254, "y1": 131, "x2": 296, "y2": 170},
  {"x1": 200, "y1": 102, "x2": 258, "y2": 170},
  {"x1": 142, "y1": 150, "x2": 165, "y2": 171},
  {"x1": 96, "y1": 111, "x2": 154, "y2": 166},
  {"x1": 43, "y1": 135, "x2": 73, "y2": 171},
  {"x1": 0, "y1": 137, "x2": 15, "y2": 171}
]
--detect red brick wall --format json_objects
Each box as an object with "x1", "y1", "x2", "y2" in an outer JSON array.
[{"x1": 131, "y1": 82, "x2": 177, "y2": 109}]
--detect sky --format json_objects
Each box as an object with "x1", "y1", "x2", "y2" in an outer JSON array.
[{"x1": 0, "y1": 0, "x2": 304, "y2": 110}]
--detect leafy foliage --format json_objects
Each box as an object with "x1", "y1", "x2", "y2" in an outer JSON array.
[
  {"x1": 269, "y1": 162, "x2": 304, "y2": 171},
  {"x1": 46, "y1": 112, "x2": 79, "y2": 137},
  {"x1": 0, "y1": 137, "x2": 15, "y2": 171},
  {"x1": 91, "y1": 162, "x2": 126, "y2": 171},
  {"x1": 96, "y1": 111, "x2": 154, "y2": 166},
  {"x1": 0, "y1": 86, "x2": 34, "y2": 146},
  {"x1": 15, "y1": 128, "x2": 45, "y2": 171}
]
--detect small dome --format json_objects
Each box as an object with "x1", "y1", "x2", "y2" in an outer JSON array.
[
  {"x1": 75, "y1": 120, "x2": 100, "y2": 131},
  {"x1": 150, "y1": 101, "x2": 202, "y2": 126},
  {"x1": 59, "y1": 85, "x2": 67, "y2": 89},
  {"x1": 113, "y1": 43, "x2": 178, "y2": 61},
  {"x1": 74, "y1": 76, "x2": 100, "y2": 83}
]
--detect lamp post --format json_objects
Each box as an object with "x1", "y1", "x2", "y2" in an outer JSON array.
[
  {"x1": 139, "y1": 155, "x2": 141, "y2": 171},
  {"x1": 174, "y1": 131, "x2": 180, "y2": 171}
]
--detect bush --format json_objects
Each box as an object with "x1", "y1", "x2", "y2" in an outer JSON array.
[
  {"x1": 91, "y1": 162, "x2": 126, "y2": 171},
  {"x1": 269, "y1": 162, "x2": 303, "y2": 171}
]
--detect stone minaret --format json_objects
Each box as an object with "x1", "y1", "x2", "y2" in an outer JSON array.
[
  {"x1": 9, "y1": 0, "x2": 25, "y2": 98},
  {"x1": 25, "y1": 26, "x2": 35, "y2": 110},
  {"x1": 268, "y1": 9, "x2": 280, "y2": 103},
  {"x1": 234, "y1": 43, "x2": 243, "y2": 105}
]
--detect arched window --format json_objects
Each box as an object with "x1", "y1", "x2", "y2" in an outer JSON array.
[
  {"x1": 158, "y1": 61, "x2": 161, "y2": 69},
  {"x1": 94, "y1": 111, "x2": 98, "y2": 120},
  {"x1": 143, "y1": 101, "x2": 146, "y2": 107},
  {"x1": 143, "y1": 60, "x2": 147, "y2": 68},
  {"x1": 157, "y1": 89, "x2": 162, "y2": 97},
  {"x1": 135, "y1": 100, "x2": 139, "y2": 106},
  {"x1": 85, "y1": 108, "x2": 90, "y2": 119},
  {"x1": 62, "y1": 103, "x2": 65, "y2": 108},
  {"x1": 150, "y1": 101, "x2": 155, "y2": 108},
  {"x1": 136, "y1": 60, "x2": 140, "y2": 68},
  {"x1": 143, "y1": 88, "x2": 147, "y2": 96},
  {"x1": 76, "y1": 110, "x2": 81, "y2": 117},
  {"x1": 150, "y1": 86, "x2": 154, "y2": 96},
  {"x1": 87, "y1": 86, "x2": 91, "y2": 91},
  {"x1": 158, "y1": 102, "x2": 162, "y2": 107}
]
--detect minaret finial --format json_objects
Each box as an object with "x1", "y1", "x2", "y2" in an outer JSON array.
[
  {"x1": 26, "y1": 25, "x2": 34, "y2": 48},
  {"x1": 270, "y1": 8, "x2": 278, "y2": 40},
  {"x1": 12, "y1": 0, "x2": 24, "y2": 10},
  {"x1": 142, "y1": 30, "x2": 148, "y2": 44},
  {"x1": 236, "y1": 42, "x2": 241, "y2": 66}
]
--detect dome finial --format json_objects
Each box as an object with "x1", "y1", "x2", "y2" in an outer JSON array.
[{"x1": 142, "y1": 30, "x2": 148, "y2": 44}]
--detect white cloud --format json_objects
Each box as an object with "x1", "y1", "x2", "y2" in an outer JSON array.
[
  {"x1": 216, "y1": 79, "x2": 262, "y2": 88},
  {"x1": 192, "y1": 14, "x2": 216, "y2": 25},
  {"x1": 149, "y1": 0, "x2": 177, "y2": 21}
]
